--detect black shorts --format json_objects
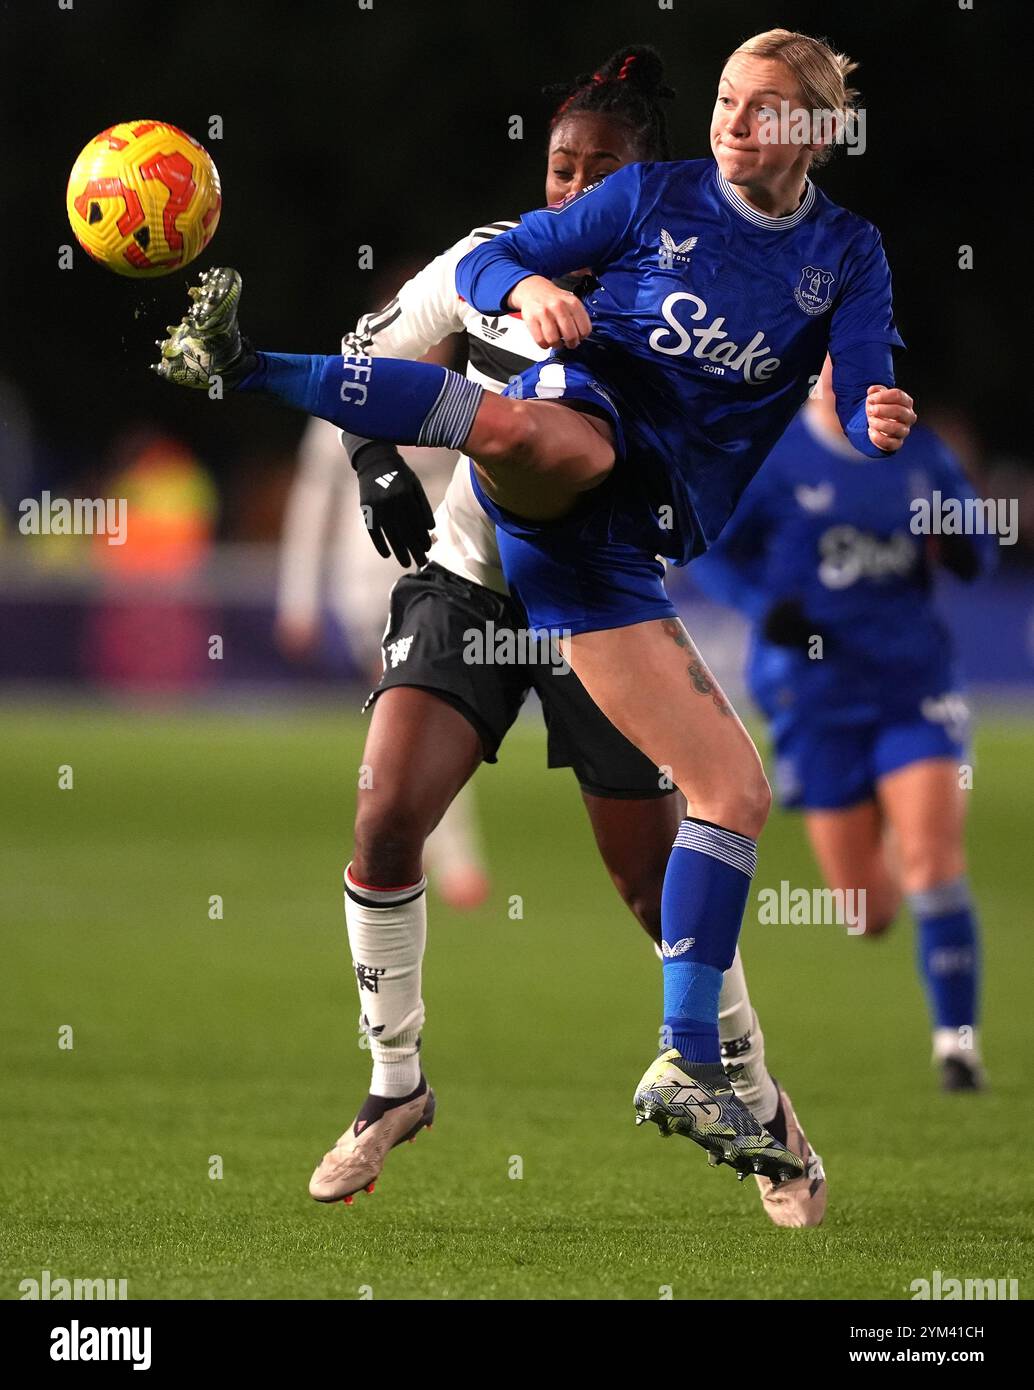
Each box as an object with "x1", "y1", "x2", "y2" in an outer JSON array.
[{"x1": 368, "y1": 562, "x2": 673, "y2": 799}]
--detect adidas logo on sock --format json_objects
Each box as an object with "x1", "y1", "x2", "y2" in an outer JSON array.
[{"x1": 375, "y1": 472, "x2": 398, "y2": 489}]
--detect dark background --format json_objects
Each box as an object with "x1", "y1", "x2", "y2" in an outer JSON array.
[{"x1": 0, "y1": 0, "x2": 1027, "y2": 535}]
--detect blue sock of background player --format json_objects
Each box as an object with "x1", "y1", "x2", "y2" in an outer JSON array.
[{"x1": 910, "y1": 879, "x2": 980, "y2": 1050}]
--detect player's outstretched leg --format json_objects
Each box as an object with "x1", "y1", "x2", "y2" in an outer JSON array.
[
  {"x1": 152, "y1": 268, "x2": 612, "y2": 523},
  {"x1": 153, "y1": 267, "x2": 487, "y2": 460},
  {"x1": 152, "y1": 268, "x2": 255, "y2": 387}
]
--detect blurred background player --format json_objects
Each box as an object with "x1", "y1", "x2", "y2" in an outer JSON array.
[
  {"x1": 300, "y1": 46, "x2": 825, "y2": 1222},
  {"x1": 87, "y1": 431, "x2": 218, "y2": 691},
  {"x1": 695, "y1": 356, "x2": 993, "y2": 1090},
  {"x1": 275, "y1": 332, "x2": 491, "y2": 911}
]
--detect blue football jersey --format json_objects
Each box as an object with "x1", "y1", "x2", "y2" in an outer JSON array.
[
  {"x1": 456, "y1": 159, "x2": 904, "y2": 565},
  {"x1": 692, "y1": 412, "x2": 996, "y2": 731}
]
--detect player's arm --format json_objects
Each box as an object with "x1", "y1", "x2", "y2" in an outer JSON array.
[
  {"x1": 343, "y1": 234, "x2": 473, "y2": 363},
  {"x1": 456, "y1": 165, "x2": 644, "y2": 349},
  {"x1": 275, "y1": 418, "x2": 348, "y2": 657},
  {"x1": 926, "y1": 437, "x2": 998, "y2": 581},
  {"x1": 695, "y1": 458, "x2": 827, "y2": 652},
  {"x1": 692, "y1": 472, "x2": 774, "y2": 620},
  {"x1": 829, "y1": 226, "x2": 916, "y2": 456},
  {"x1": 340, "y1": 236, "x2": 475, "y2": 564}
]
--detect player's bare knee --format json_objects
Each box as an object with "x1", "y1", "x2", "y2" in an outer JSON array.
[
  {"x1": 476, "y1": 402, "x2": 611, "y2": 485},
  {"x1": 693, "y1": 772, "x2": 771, "y2": 841},
  {"x1": 898, "y1": 843, "x2": 964, "y2": 896},
  {"x1": 474, "y1": 399, "x2": 541, "y2": 467},
  {"x1": 353, "y1": 802, "x2": 427, "y2": 886},
  {"x1": 741, "y1": 774, "x2": 773, "y2": 840},
  {"x1": 353, "y1": 835, "x2": 423, "y2": 888},
  {"x1": 728, "y1": 772, "x2": 772, "y2": 841}
]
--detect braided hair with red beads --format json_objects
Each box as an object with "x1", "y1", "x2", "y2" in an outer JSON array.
[{"x1": 543, "y1": 44, "x2": 675, "y2": 160}]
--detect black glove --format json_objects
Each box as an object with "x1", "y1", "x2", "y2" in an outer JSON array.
[
  {"x1": 762, "y1": 596, "x2": 825, "y2": 652},
  {"x1": 352, "y1": 441, "x2": 435, "y2": 568},
  {"x1": 926, "y1": 533, "x2": 981, "y2": 582}
]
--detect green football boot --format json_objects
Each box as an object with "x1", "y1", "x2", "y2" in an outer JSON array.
[
  {"x1": 151, "y1": 267, "x2": 254, "y2": 389},
  {"x1": 634, "y1": 1048, "x2": 805, "y2": 1184}
]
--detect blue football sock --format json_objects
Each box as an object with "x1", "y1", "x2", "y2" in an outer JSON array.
[
  {"x1": 237, "y1": 352, "x2": 483, "y2": 451},
  {"x1": 661, "y1": 819, "x2": 757, "y2": 1065},
  {"x1": 908, "y1": 878, "x2": 980, "y2": 1030}
]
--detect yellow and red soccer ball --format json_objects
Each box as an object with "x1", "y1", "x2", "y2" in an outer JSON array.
[{"x1": 66, "y1": 120, "x2": 221, "y2": 278}]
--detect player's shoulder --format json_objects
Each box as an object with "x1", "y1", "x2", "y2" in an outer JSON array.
[
  {"x1": 634, "y1": 157, "x2": 711, "y2": 176},
  {"x1": 465, "y1": 217, "x2": 519, "y2": 244},
  {"x1": 633, "y1": 157, "x2": 713, "y2": 191},
  {"x1": 810, "y1": 183, "x2": 885, "y2": 252},
  {"x1": 607, "y1": 159, "x2": 713, "y2": 226},
  {"x1": 448, "y1": 218, "x2": 520, "y2": 261}
]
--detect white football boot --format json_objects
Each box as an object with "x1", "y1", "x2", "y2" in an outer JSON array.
[
  {"x1": 309, "y1": 1081, "x2": 435, "y2": 1204},
  {"x1": 752, "y1": 1085, "x2": 827, "y2": 1227}
]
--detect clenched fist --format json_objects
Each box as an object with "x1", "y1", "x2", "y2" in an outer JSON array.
[
  {"x1": 508, "y1": 275, "x2": 593, "y2": 350},
  {"x1": 865, "y1": 384, "x2": 916, "y2": 452}
]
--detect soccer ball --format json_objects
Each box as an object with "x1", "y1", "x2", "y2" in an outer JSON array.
[{"x1": 66, "y1": 120, "x2": 222, "y2": 278}]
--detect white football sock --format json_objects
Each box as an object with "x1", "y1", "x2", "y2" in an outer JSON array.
[
  {"x1": 932, "y1": 1025, "x2": 983, "y2": 1064},
  {"x1": 718, "y1": 948, "x2": 780, "y2": 1125},
  {"x1": 423, "y1": 784, "x2": 485, "y2": 882},
  {"x1": 344, "y1": 864, "x2": 426, "y2": 1097}
]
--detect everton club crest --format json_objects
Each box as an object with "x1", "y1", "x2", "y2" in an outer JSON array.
[{"x1": 794, "y1": 265, "x2": 836, "y2": 315}]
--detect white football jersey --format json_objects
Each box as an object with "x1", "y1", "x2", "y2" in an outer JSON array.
[{"x1": 340, "y1": 220, "x2": 552, "y2": 594}]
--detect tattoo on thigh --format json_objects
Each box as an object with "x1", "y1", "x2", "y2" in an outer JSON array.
[{"x1": 661, "y1": 619, "x2": 731, "y2": 716}]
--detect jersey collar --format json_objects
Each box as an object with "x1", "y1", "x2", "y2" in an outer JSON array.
[{"x1": 715, "y1": 169, "x2": 816, "y2": 230}]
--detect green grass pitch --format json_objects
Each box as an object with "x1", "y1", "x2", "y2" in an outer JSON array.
[{"x1": 2, "y1": 702, "x2": 1031, "y2": 1300}]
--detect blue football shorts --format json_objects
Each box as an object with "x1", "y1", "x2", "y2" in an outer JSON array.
[
  {"x1": 773, "y1": 700, "x2": 970, "y2": 811},
  {"x1": 469, "y1": 356, "x2": 677, "y2": 636}
]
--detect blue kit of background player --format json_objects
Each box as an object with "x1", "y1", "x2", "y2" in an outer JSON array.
[{"x1": 693, "y1": 408, "x2": 995, "y2": 810}]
